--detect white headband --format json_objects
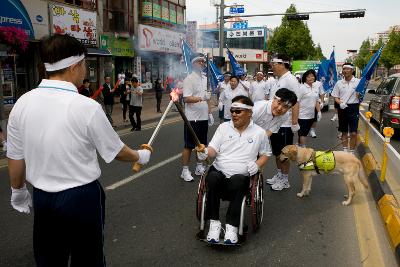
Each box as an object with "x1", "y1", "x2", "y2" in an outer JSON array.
[
  {"x1": 191, "y1": 56, "x2": 205, "y2": 64},
  {"x1": 342, "y1": 64, "x2": 354, "y2": 69},
  {"x1": 256, "y1": 71, "x2": 264, "y2": 75},
  {"x1": 271, "y1": 58, "x2": 290, "y2": 64},
  {"x1": 231, "y1": 102, "x2": 253, "y2": 110},
  {"x1": 44, "y1": 54, "x2": 85, "y2": 71},
  {"x1": 274, "y1": 96, "x2": 292, "y2": 107}
]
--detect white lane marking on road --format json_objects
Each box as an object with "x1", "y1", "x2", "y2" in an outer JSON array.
[
  {"x1": 117, "y1": 118, "x2": 182, "y2": 137},
  {"x1": 105, "y1": 153, "x2": 181, "y2": 190}
]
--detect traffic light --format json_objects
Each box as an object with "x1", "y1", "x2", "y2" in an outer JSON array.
[
  {"x1": 287, "y1": 14, "x2": 309, "y2": 20},
  {"x1": 340, "y1": 11, "x2": 365, "y2": 18}
]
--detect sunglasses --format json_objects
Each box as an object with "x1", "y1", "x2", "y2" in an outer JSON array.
[{"x1": 230, "y1": 109, "x2": 245, "y2": 114}]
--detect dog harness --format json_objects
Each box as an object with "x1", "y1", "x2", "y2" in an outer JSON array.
[{"x1": 298, "y1": 151, "x2": 336, "y2": 174}]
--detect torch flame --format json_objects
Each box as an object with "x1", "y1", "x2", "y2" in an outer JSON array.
[{"x1": 170, "y1": 88, "x2": 180, "y2": 102}]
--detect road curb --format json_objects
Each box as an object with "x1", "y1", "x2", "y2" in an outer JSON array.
[{"x1": 357, "y1": 136, "x2": 400, "y2": 260}]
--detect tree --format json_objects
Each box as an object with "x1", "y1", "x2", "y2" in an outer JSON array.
[
  {"x1": 353, "y1": 38, "x2": 372, "y2": 70},
  {"x1": 313, "y1": 44, "x2": 326, "y2": 60},
  {"x1": 268, "y1": 4, "x2": 320, "y2": 60},
  {"x1": 381, "y1": 30, "x2": 400, "y2": 74}
]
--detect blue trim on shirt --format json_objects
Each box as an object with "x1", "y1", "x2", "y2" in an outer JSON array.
[{"x1": 37, "y1": 86, "x2": 77, "y2": 93}]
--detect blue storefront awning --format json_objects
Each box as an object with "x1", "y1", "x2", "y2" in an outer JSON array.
[{"x1": 0, "y1": 0, "x2": 34, "y2": 39}]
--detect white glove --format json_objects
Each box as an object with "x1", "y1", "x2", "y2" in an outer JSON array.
[
  {"x1": 137, "y1": 149, "x2": 151, "y2": 165},
  {"x1": 340, "y1": 102, "x2": 348, "y2": 109},
  {"x1": 11, "y1": 184, "x2": 32, "y2": 214},
  {"x1": 197, "y1": 148, "x2": 208, "y2": 161},
  {"x1": 291, "y1": 123, "x2": 300, "y2": 132},
  {"x1": 319, "y1": 102, "x2": 324, "y2": 109},
  {"x1": 208, "y1": 114, "x2": 214, "y2": 126},
  {"x1": 218, "y1": 102, "x2": 223, "y2": 111},
  {"x1": 247, "y1": 161, "x2": 259, "y2": 176},
  {"x1": 203, "y1": 91, "x2": 211, "y2": 101},
  {"x1": 317, "y1": 111, "x2": 322, "y2": 122}
]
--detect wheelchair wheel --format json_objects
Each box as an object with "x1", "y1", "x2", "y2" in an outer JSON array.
[
  {"x1": 196, "y1": 174, "x2": 206, "y2": 221},
  {"x1": 250, "y1": 173, "x2": 264, "y2": 231}
]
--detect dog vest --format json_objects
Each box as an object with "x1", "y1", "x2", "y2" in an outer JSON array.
[{"x1": 299, "y1": 151, "x2": 336, "y2": 174}]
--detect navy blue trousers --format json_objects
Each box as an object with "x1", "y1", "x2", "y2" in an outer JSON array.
[{"x1": 33, "y1": 180, "x2": 105, "y2": 267}]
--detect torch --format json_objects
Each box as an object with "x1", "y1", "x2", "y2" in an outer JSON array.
[{"x1": 132, "y1": 100, "x2": 175, "y2": 172}]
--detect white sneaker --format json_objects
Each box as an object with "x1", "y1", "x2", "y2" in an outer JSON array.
[
  {"x1": 331, "y1": 114, "x2": 338, "y2": 121},
  {"x1": 207, "y1": 220, "x2": 221, "y2": 243},
  {"x1": 180, "y1": 169, "x2": 194, "y2": 182},
  {"x1": 266, "y1": 172, "x2": 281, "y2": 185},
  {"x1": 271, "y1": 178, "x2": 290, "y2": 191},
  {"x1": 309, "y1": 129, "x2": 317, "y2": 138},
  {"x1": 195, "y1": 164, "x2": 206, "y2": 176},
  {"x1": 224, "y1": 224, "x2": 238, "y2": 244},
  {"x1": 1, "y1": 141, "x2": 6, "y2": 152}
]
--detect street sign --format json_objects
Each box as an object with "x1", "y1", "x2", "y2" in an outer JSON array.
[
  {"x1": 3, "y1": 98, "x2": 16, "y2": 105},
  {"x1": 232, "y1": 21, "x2": 248, "y2": 29},
  {"x1": 237, "y1": 7, "x2": 245, "y2": 13},
  {"x1": 229, "y1": 7, "x2": 237, "y2": 14}
]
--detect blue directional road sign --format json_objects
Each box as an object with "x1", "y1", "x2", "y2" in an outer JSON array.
[
  {"x1": 237, "y1": 7, "x2": 245, "y2": 13},
  {"x1": 232, "y1": 21, "x2": 248, "y2": 29},
  {"x1": 229, "y1": 7, "x2": 237, "y2": 14}
]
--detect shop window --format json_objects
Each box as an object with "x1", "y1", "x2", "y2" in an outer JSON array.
[
  {"x1": 103, "y1": 0, "x2": 132, "y2": 32},
  {"x1": 53, "y1": 0, "x2": 97, "y2": 10}
]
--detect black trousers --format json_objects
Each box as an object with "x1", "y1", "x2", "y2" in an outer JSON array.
[
  {"x1": 129, "y1": 105, "x2": 142, "y2": 130},
  {"x1": 155, "y1": 91, "x2": 162, "y2": 112},
  {"x1": 122, "y1": 101, "x2": 128, "y2": 120},
  {"x1": 205, "y1": 166, "x2": 250, "y2": 227},
  {"x1": 33, "y1": 180, "x2": 106, "y2": 267}
]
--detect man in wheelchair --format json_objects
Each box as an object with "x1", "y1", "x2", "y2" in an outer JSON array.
[{"x1": 197, "y1": 95, "x2": 271, "y2": 244}]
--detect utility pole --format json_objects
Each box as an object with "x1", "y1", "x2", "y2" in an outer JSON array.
[{"x1": 219, "y1": 0, "x2": 225, "y2": 57}]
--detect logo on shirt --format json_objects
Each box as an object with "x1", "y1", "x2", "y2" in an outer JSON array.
[{"x1": 247, "y1": 137, "x2": 253, "y2": 143}]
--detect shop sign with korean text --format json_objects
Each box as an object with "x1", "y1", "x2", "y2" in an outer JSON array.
[
  {"x1": 49, "y1": 3, "x2": 97, "y2": 46},
  {"x1": 138, "y1": 24, "x2": 184, "y2": 54},
  {"x1": 100, "y1": 35, "x2": 134, "y2": 57},
  {"x1": 227, "y1": 28, "x2": 265, "y2": 39}
]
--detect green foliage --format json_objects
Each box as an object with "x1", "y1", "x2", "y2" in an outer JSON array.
[
  {"x1": 267, "y1": 4, "x2": 322, "y2": 60},
  {"x1": 354, "y1": 39, "x2": 372, "y2": 70},
  {"x1": 381, "y1": 31, "x2": 400, "y2": 71}
]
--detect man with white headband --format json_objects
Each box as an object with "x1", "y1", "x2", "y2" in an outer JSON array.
[
  {"x1": 267, "y1": 53, "x2": 301, "y2": 191},
  {"x1": 197, "y1": 95, "x2": 271, "y2": 244},
  {"x1": 249, "y1": 71, "x2": 268, "y2": 102},
  {"x1": 6, "y1": 34, "x2": 152, "y2": 266},
  {"x1": 180, "y1": 53, "x2": 214, "y2": 182},
  {"x1": 331, "y1": 62, "x2": 360, "y2": 154}
]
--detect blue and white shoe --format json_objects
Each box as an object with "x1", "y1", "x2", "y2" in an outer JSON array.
[
  {"x1": 207, "y1": 220, "x2": 221, "y2": 243},
  {"x1": 224, "y1": 224, "x2": 238, "y2": 244}
]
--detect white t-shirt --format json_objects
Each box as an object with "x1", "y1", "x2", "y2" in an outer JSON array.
[
  {"x1": 219, "y1": 86, "x2": 249, "y2": 120},
  {"x1": 239, "y1": 80, "x2": 251, "y2": 91},
  {"x1": 331, "y1": 76, "x2": 361, "y2": 104},
  {"x1": 264, "y1": 77, "x2": 276, "y2": 98},
  {"x1": 298, "y1": 83, "x2": 320, "y2": 119},
  {"x1": 218, "y1": 81, "x2": 230, "y2": 94},
  {"x1": 209, "y1": 121, "x2": 272, "y2": 178},
  {"x1": 313, "y1": 80, "x2": 325, "y2": 96},
  {"x1": 183, "y1": 72, "x2": 209, "y2": 121},
  {"x1": 7, "y1": 79, "x2": 125, "y2": 192},
  {"x1": 250, "y1": 80, "x2": 267, "y2": 102},
  {"x1": 252, "y1": 99, "x2": 289, "y2": 134},
  {"x1": 130, "y1": 85, "x2": 143, "y2": 107},
  {"x1": 269, "y1": 71, "x2": 301, "y2": 127}
]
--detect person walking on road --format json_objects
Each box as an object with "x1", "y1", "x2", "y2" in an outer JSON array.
[
  {"x1": 219, "y1": 76, "x2": 249, "y2": 122},
  {"x1": 102, "y1": 75, "x2": 115, "y2": 125},
  {"x1": 216, "y1": 72, "x2": 231, "y2": 123},
  {"x1": 129, "y1": 77, "x2": 144, "y2": 131},
  {"x1": 78, "y1": 78, "x2": 92, "y2": 97},
  {"x1": 249, "y1": 71, "x2": 268, "y2": 102},
  {"x1": 154, "y1": 77, "x2": 163, "y2": 113},
  {"x1": 120, "y1": 78, "x2": 131, "y2": 122},
  {"x1": 331, "y1": 62, "x2": 360, "y2": 154},
  {"x1": 266, "y1": 54, "x2": 301, "y2": 191},
  {"x1": 180, "y1": 53, "x2": 214, "y2": 182},
  {"x1": 6, "y1": 34, "x2": 152, "y2": 267}
]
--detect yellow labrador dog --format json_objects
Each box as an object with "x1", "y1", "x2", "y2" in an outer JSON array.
[{"x1": 279, "y1": 145, "x2": 369, "y2": 206}]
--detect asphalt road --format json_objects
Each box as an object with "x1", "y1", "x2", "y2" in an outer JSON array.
[{"x1": 0, "y1": 111, "x2": 393, "y2": 266}]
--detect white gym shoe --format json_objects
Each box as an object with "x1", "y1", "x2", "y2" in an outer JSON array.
[
  {"x1": 195, "y1": 164, "x2": 206, "y2": 176},
  {"x1": 309, "y1": 129, "x2": 317, "y2": 138},
  {"x1": 180, "y1": 169, "x2": 194, "y2": 182},
  {"x1": 331, "y1": 114, "x2": 338, "y2": 121},
  {"x1": 266, "y1": 172, "x2": 281, "y2": 185},
  {"x1": 207, "y1": 220, "x2": 221, "y2": 243},
  {"x1": 224, "y1": 224, "x2": 238, "y2": 244},
  {"x1": 1, "y1": 141, "x2": 6, "y2": 152},
  {"x1": 271, "y1": 178, "x2": 290, "y2": 191}
]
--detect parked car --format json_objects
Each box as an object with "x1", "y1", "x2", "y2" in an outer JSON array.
[{"x1": 368, "y1": 73, "x2": 400, "y2": 134}]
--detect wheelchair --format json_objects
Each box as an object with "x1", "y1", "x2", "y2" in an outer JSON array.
[{"x1": 196, "y1": 167, "x2": 264, "y2": 244}]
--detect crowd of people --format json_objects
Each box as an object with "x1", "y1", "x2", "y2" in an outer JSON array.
[{"x1": 5, "y1": 33, "x2": 362, "y2": 264}]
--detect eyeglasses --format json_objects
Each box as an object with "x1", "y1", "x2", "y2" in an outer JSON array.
[{"x1": 230, "y1": 109, "x2": 245, "y2": 114}]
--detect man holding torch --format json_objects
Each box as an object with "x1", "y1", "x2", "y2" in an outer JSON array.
[
  {"x1": 7, "y1": 34, "x2": 152, "y2": 266},
  {"x1": 180, "y1": 53, "x2": 214, "y2": 182}
]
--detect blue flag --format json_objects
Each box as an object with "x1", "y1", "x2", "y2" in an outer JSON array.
[
  {"x1": 317, "y1": 51, "x2": 337, "y2": 93},
  {"x1": 182, "y1": 39, "x2": 193, "y2": 74},
  {"x1": 209, "y1": 60, "x2": 224, "y2": 93},
  {"x1": 355, "y1": 46, "x2": 383, "y2": 101},
  {"x1": 227, "y1": 48, "x2": 246, "y2": 77}
]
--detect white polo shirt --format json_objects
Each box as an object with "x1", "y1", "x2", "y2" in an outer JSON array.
[
  {"x1": 313, "y1": 80, "x2": 325, "y2": 96},
  {"x1": 239, "y1": 80, "x2": 251, "y2": 92},
  {"x1": 7, "y1": 79, "x2": 125, "y2": 192},
  {"x1": 331, "y1": 76, "x2": 360, "y2": 104},
  {"x1": 252, "y1": 99, "x2": 289, "y2": 134},
  {"x1": 218, "y1": 81, "x2": 230, "y2": 94},
  {"x1": 298, "y1": 83, "x2": 320, "y2": 119},
  {"x1": 183, "y1": 71, "x2": 209, "y2": 121},
  {"x1": 219, "y1": 86, "x2": 249, "y2": 120},
  {"x1": 209, "y1": 121, "x2": 271, "y2": 178},
  {"x1": 264, "y1": 78, "x2": 276, "y2": 98},
  {"x1": 250, "y1": 80, "x2": 267, "y2": 102},
  {"x1": 269, "y1": 71, "x2": 300, "y2": 127}
]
